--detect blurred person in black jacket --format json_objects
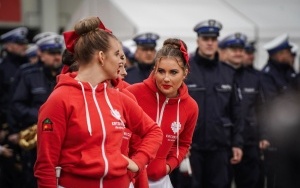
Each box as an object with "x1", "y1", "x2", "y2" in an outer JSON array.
[
  {"x1": 0, "y1": 27, "x2": 28, "y2": 188},
  {"x1": 260, "y1": 33, "x2": 297, "y2": 188}
]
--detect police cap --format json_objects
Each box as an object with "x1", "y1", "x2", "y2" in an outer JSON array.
[
  {"x1": 263, "y1": 33, "x2": 292, "y2": 55},
  {"x1": 32, "y1": 32, "x2": 57, "y2": 43},
  {"x1": 193, "y1": 19, "x2": 222, "y2": 37},
  {"x1": 133, "y1": 32, "x2": 160, "y2": 48},
  {"x1": 36, "y1": 34, "x2": 64, "y2": 53},
  {"x1": 0, "y1": 27, "x2": 28, "y2": 44},
  {"x1": 219, "y1": 32, "x2": 247, "y2": 49}
]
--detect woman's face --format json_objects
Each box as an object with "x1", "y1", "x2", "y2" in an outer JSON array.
[
  {"x1": 102, "y1": 37, "x2": 122, "y2": 79},
  {"x1": 118, "y1": 50, "x2": 127, "y2": 80},
  {"x1": 154, "y1": 57, "x2": 187, "y2": 98}
]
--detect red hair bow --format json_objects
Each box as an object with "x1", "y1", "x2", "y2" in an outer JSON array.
[
  {"x1": 63, "y1": 18, "x2": 112, "y2": 53},
  {"x1": 179, "y1": 40, "x2": 189, "y2": 66}
]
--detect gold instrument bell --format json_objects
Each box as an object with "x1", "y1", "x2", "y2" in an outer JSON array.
[{"x1": 19, "y1": 124, "x2": 37, "y2": 150}]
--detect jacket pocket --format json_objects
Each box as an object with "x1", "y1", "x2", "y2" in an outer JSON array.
[
  {"x1": 215, "y1": 85, "x2": 232, "y2": 106},
  {"x1": 214, "y1": 117, "x2": 233, "y2": 147}
]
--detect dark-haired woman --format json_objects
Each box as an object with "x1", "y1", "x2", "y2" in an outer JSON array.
[{"x1": 126, "y1": 38, "x2": 198, "y2": 188}]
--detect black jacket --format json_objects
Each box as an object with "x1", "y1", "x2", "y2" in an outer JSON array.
[
  {"x1": 260, "y1": 59, "x2": 297, "y2": 148},
  {"x1": 235, "y1": 66, "x2": 265, "y2": 146},
  {"x1": 0, "y1": 51, "x2": 28, "y2": 126},
  {"x1": 185, "y1": 50, "x2": 243, "y2": 150},
  {"x1": 10, "y1": 61, "x2": 61, "y2": 131},
  {"x1": 124, "y1": 61, "x2": 154, "y2": 84},
  {"x1": 261, "y1": 59, "x2": 296, "y2": 100}
]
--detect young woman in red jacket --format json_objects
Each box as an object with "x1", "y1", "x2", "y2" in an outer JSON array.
[
  {"x1": 34, "y1": 16, "x2": 163, "y2": 188},
  {"x1": 126, "y1": 38, "x2": 199, "y2": 188}
]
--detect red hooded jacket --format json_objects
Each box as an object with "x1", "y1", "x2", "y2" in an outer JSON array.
[
  {"x1": 34, "y1": 72, "x2": 162, "y2": 188},
  {"x1": 126, "y1": 74, "x2": 198, "y2": 183}
]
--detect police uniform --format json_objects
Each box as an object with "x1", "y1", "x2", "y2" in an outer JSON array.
[
  {"x1": 260, "y1": 33, "x2": 297, "y2": 188},
  {"x1": 124, "y1": 32, "x2": 159, "y2": 84},
  {"x1": 7, "y1": 32, "x2": 57, "y2": 133},
  {"x1": 0, "y1": 27, "x2": 28, "y2": 127},
  {"x1": 0, "y1": 27, "x2": 29, "y2": 188},
  {"x1": 186, "y1": 20, "x2": 243, "y2": 188},
  {"x1": 261, "y1": 33, "x2": 296, "y2": 100},
  {"x1": 220, "y1": 33, "x2": 265, "y2": 188},
  {"x1": 10, "y1": 34, "x2": 63, "y2": 188}
]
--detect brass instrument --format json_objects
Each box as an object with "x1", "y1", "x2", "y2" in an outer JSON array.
[{"x1": 19, "y1": 124, "x2": 37, "y2": 150}]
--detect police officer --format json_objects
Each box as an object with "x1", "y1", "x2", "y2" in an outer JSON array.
[
  {"x1": 260, "y1": 33, "x2": 297, "y2": 188},
  {"x1": 0, "y1": 27, "x2": 28, "y2": 188},
  {"x1": 121, "y1": 45, "x2": 134, "y2": 70},
  {"x1": 261, "y1": 33, "x2": 296, "y2": 99},
  {"x1": 7, "y1": 32, "x2": 57, "y2": 136},
  {"x1": 243, "y1": 41, "x2": 256, "y2": 68},
  {"x1": 25, "y1": 44, "x2": 38, "y2": 64},
  {"x1": 10, "y1": 34, "x2": 64, "y2": 188},
  {"x1": 219, "y1": 33, "x2": 265, "y2": 188},
  {"x1": 0, "y1": 27, "x2": 28, "y2": 128},
  {"x1": 243, "y1": 40, "x2": 267, "y2": 188},
  {"x1": 186, "y1": 19, "x2": 243, "y2": 188},
  {"x1": 124, "y1": 32, "x2": 159, "y2": 84}
]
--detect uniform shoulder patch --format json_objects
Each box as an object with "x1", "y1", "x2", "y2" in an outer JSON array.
[{"x1": 42, "y1": 118, "x2": 53, "y2": 131}]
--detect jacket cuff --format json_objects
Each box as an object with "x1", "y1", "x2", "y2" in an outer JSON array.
[
  {"x1": 166, "y1": 156, "x2": 179, "y2": 172},
  {"x1": 131, "y1": 151, "x2": 150, "y2": 174}
]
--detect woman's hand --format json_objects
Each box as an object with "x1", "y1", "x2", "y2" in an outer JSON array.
[
  {"x1": 122, "y1": 154, "x2": 139, "y2": 172},
  {"x1": 166, "y1": 164, "x2": 171, "y2": 174}
]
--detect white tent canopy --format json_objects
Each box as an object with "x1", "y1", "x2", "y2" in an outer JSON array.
[{"x1": 66, "y1": 0, "x2": 300, "y2": 70}]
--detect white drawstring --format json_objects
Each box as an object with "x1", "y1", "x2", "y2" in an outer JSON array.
[
  {"x1": 78, "y1": 81, "x2": 92, "y2": 136},
  {"x1": 176, "y1": 99, "x2": 181, "y2": 158},
  {"x1": 156, "y1": 93, "x2": 160, "y2": 125},
  {"x1": 156, "y1": 94, "x2": 169, "y2": 127},
  {"x1": 156, "y1": 92, "x2": 181, "y2": 158},
  {"x1": 90, "y1": 83, "x2": 108, "y2": 187},
  {"x1": 103, "y1": 83, "x2": 125, "y2": 126}
]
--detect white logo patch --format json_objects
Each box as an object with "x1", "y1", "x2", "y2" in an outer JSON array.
[
  {"x1": 171, "y1": 122, "x2": 181, "y2": 134},
  {"x1": 111, "y1": 109, "x2": 121, "y2": 120}
]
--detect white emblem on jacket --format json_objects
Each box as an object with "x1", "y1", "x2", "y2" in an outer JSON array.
[{"x1": 171, "y1": 122, "x2": 181, "y2": 134}]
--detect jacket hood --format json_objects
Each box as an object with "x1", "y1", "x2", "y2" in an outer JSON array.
[
  {"x1": 55, "y1": 72, "x2": 124, "y2": 136},
  {"x1": 55, "y1": 72, "x2": 110, "y2": 92}
]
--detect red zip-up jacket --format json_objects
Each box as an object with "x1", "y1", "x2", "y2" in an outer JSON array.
[
  {"x1": 126, "y1": 74, "x2": 198, "y2": 184},
  {"x1": 34, "y1": 72, "x2": 163, "y2": 188}
]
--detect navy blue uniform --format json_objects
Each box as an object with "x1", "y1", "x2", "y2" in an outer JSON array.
[
  {"x1": 0, "y1": 51, "x2": 28, "y2": 188},
  {"x1": 261, "y1": 59, "x2": 296, "y2": 100},
  {"x1": 0, "y1": 51, "x2": 27, "y2": 126},
  {"x1": 233, "y1": 66, "x2": 265, "y2": 188},
  {"x1": 260, "y1": 59, "x2": 297, "y2": 188},
  {"x1": 186, "y1": 51, "x2": 243, "y2": 188},
  {"x1": 11, "y1": 61, "x2": 60, "y2": 131},
  {"x1": 124, "y1": 62, "x2": 153, "y2": 84}
]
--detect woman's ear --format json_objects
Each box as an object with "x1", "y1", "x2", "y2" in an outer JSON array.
[
  {"x1": 183, "y1": 68, "x2": 188, "y2": 79},
  {"x1": 98, "y1": 51, "x2": 105, "y2": 66}
]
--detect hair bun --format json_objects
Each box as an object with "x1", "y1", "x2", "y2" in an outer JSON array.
[{"x1": 74, "y1": 16, "x2": 101, "y2": 36}]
